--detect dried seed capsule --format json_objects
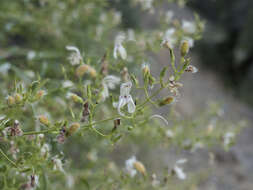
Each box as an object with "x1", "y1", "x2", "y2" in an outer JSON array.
[
  {"x1": 38, "y1": 115, "x2": 50, "y2": 126},
  {"x1": 76, "y1": 64, "x2": 89, "y2": 77},
  {"x1": 67, "y1": 122, "x2": 80, "y2": 136},
  {"x1": 7, "y1": 96, "x2": 15, "y2": 106},
  {"x1": 159, "y1": 96, "x2": 175, "y2": 106},
  {"x1": 134, "y1": 161, "x2": 146, "y2": 175},
  {"x1": 14, "y1": 93, "x2": 22, "y2": 104}
]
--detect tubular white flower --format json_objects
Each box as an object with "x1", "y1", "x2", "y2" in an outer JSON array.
[
  {"x1": 113, "y1": 82, "x2": 135, "y2": 116},
  {"x1": 113, "y1": 34, "x2": 127, "y2": 60},
  {"x1": 101, "y1": 75, "x2": 121, "y2": 101}
]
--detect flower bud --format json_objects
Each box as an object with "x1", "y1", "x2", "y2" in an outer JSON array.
[
  {"x1": 67, "y1": 122, "x2": 80, "y2": 136},
  {"x1": 38, "y1": 115, "x2": 50, "y2": 126},
  {"x1": 142, "y1": 63, "x2": 150, "y2": 77},
  {"x1": 134, "y1": 161, "x2": 146, "y2": 175},
  {"x1": 76, "y1": 64, "x2": 89, "y2": 77},
  {"x1": 88, "y1": 67, "x2": 97, "y2": 78},
  {"x1": 7, "y1": 96, "x2": 15, "y2": 106},
  {"x1": 180, "y1": 40, "x2": 189, "y2": 57},
  {"x1": 36, "y1": 90, "x2": 46, "y2": 100},
  {"x1": 14, "y1": 93, "x2": 22, "y2": 104},
  {"x1": 185, "y1": 65, "x2": 198, "y2": 73},
  {"x1": 70, "y1": 94, "x2": 83, "y2": 103},
  {"x1": 159, "y1": 96, "x2": 175, "y2": 106}
]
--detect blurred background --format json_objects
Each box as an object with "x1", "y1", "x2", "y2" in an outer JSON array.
[{"x1": 1, "y1": 0, "x2": 253, "y2": 189}]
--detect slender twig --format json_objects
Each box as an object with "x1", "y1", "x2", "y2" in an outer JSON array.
[{"x1": 0, "y1": 147, "x2": 18, "y2": 168}]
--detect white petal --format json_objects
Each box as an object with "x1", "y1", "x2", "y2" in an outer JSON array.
[
  {"x1": 101, "y1": 84, "x2": 109, "y2": 101},
  {"x1": 176, "y1": 159, "x2": 187, "y2": 165},
  {"x1": 103, "y1": 75, "x2": 121, "y2": 89},
  {"x1": 66, "y1": 46, "x2": 81, "y2": 55},
  {"x1": 127, "y1": 95, "x2": 136, "y2": 113},
  {"x1": 113, "y1": 46, "x2": 118, "y2": 59},
  {"x1": 117, "y1": 97, "x2": 127, "y2": 116},
  {"x1": 118, "y1": 45, "x2": 127, "y2": 60},
  {"x1": 120, "y1": 81, "x2": 132, "y2": 96},
  {"x1": 174, "y1": 166, "x2": 186, "y2": 180},
  {"x1": 113, "y1": 102, "x2": 119, "y2": 108}
]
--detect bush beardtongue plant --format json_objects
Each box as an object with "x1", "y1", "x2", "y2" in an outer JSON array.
[{"x1": 0, "y1": 0, "x2": 244, "y2": 189}]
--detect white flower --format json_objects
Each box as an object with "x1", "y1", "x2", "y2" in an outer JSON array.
[
  {"x1": 40, "y1": 143, "x2": 50, "y2": 157},
  {"x1": 125, "y1": 156, "x2": 137, "y2": 177},
  {"x1": 161, "y1": 28, "x2": 176, "y2": 48},
  {"x1": 166, "y1": 129, "x2": 174, "y2": 138},
  {"x1": 66, "y1": 46, "x2": 83, "y2": 65},
  {"x1": 101, "y1": 75, "x2": 121, "y2": 101},
  {"x1": 151, "y1": 173, "x2": 160, "y2": 187},
  {"x1": 113, "y1": 81, "x2": 135, "y2": 116},
  {"x1": 165, "y1": 10, "x2": 174, "y2": 22},
  {"x1": 27, "y1": 51, "x2": 36, "y2": 60},
  {"x1": 62, "y1": 80, "x2": 74, "y2": 88},
  {"x1": 113, "y1": 34, "x2": 127, "y2": 60},
  {"x1": 224, "y1": 132, "x2": 235, "y2": 147},
  {"x1": 0, "y1": 63, "x2": 11, "y2": 75},
  {"x1": 53, "y1": 157, "x2": 65, "y2": 173},
  {"x1": 182, "y1": 20, "x2": 196, "y2": 34},
  {"x1": 141, "y1": 0, "x2": 154, "y2": 11},
  {"x1": 173, "y1": 159, "x2": 187, "y2": 180}
]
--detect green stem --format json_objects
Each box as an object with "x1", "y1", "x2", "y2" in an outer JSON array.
[
  {"x1": 137, "y1": 86, "x2": 164, "y2": 110},
  {"x1": 22, "y1": 116, "x2": 120, "y2": 136},
  {"x1": 23, "y1": 126, "x2": 58, "y2": 136},
  {"x1": 0, "y1": 147, "x2": 18, "y2": 168}
]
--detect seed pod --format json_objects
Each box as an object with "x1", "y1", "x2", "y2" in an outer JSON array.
[
  {"x1": 112, "y1": 118, "x2": 121, "y2": 132},
  {"x1": 180, "y1": 41, "x2": 189, "y2": 57},
  {"x1": 67, "y1": 122, "x2": 80, "y2": 136},
  {"x1": 56, "y1": 126, "x2": 66, "y2": 144},
  {"x1": 88, "y1": 67, "x2": 97, "y2": 78},
  {"x1": 76, "y1": 64, "x2": 89, "y2": 77},
  {"x1": 70, "y1": 94, "x2": 83, "y2": 104},
  {"x1": 81, "y1": 102, "x2": 90, "y2": 122},
  {"x1": 38, "y1": 115, "x2": 50, "y2": 126},
  {"x1": 134, "y1": 161, "x2": 146, "y2": 176},
  {"x1": 100, "y1": 53, "x2": 108, "y2": 76},
  {"x1": 14, "y1": 93, "x2": 22, "y2": 104},
  {"x1": 142, "y1": 64, "x2": 150, "y2": 77},
  {"x1": 7, "y1": 96, "x2": 15, "y2": 106},
  {"x1": 159, "y1": 96, "x2": 175, "y2": 106}
]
